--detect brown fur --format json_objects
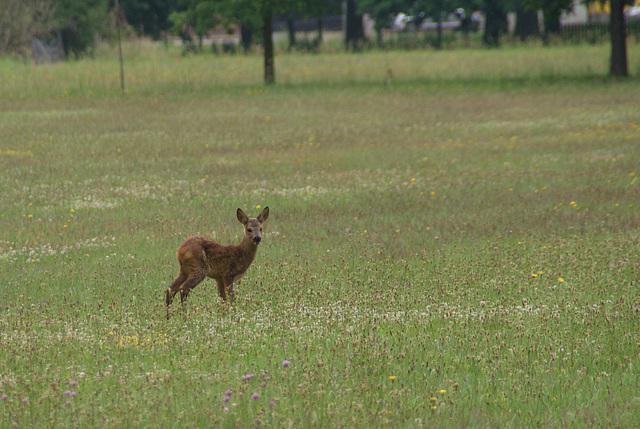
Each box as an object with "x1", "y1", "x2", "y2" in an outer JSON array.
[{"x1": 165, "y1": 207, "x2": 269, "y2": 314}]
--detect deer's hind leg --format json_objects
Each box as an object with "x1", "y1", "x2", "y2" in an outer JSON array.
[
  {"x1": 178, "y1": 272, "x2": 206, "y2": 303},
  {"x1": 166, "y1": 269, "x2": 188, "y2": 306}
]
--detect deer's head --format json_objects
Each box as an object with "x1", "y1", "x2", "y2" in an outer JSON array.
[{"x1": 237, "y1": 207, "x2": 269, "y2": 245}]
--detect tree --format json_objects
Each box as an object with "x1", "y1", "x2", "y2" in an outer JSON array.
[
  {"x1": 345, "y1": 0, "x2": 365, "y2": 47},
  {"x1": 0, "y1": 0, "x2": 55, "y2": 57},
  {"x1": 482, "y1": 0, "x2": 508, "y2": 46},
  {"x1": 119, "y1": 0, "x2": 179, "y2": 39},
  {"x1": 53, "y1": 0, "x2": 110, "y2": 58},
  {"x1": 358, "y1": 0, "x2": 406, "y2": 44},
  {"x1": 609, "y1": 0, "x2": 628, "y2": 76},
  {"x1": 223, "y1": 0, "x2": 324, "y2": 83},
  {"x1": 514, "y1": 5, "x2": 539, "y2": 41}
]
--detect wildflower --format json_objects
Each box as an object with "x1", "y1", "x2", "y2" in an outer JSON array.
[
  {"x1": 1, "y1": 394, "x2": 7, "y2": 401},
  {"x1": 558, "y1": 278, "x2": 564, "y2": 283},
  {"x1": 430, "y1": 406, "x2": 437, "y2": 411},
  {"x1": 411, "y1": 178, "x2": 416, "y2": 183},
  {"x1": 429, "y1": 397, "x2": 437, "y2": 403},
  {"x1": 531, "y1": 273, "x2": 537, "y2": 278},
  {"x1": 251, "y1": 393, "x2": 259, "y2": 400},
  {"x1": 225, "y1": 390, "x2": 232, "y2": 395},
  {"x1": 269, "y1": 400, "x2": 275, "y2": 407},
  {"x1": 282, "y1": 360, "x2": 290, "y2": 367},
  {"x1": 69, "y1": 380, "x2": 78, "y2": 387},
  {"x1": 70, "y1": 209, "x2": 75, "y2": 213},
  {"x1": 64, "y1": 401, "x2": 71, "y2": 406},
  {"x1": 261, "y1": 382, "x2": 266, "y2": 387},
  {"x1": 439, "y1": 389, "x2": 446, "y2": 394},
  {"x1": 388, "y1": 376, "x2": 396, "y2": 381},
  {"x1": 256, "y1": 205, "x2": 261, "y2": 210},
  {"x1": 243, "y1": 374, "x2": 253, "y2": 381},
  {"x1": 22, "y1": 398, "x2": 28, "y2": 404},
  {"x1": 453, "y1": 382, "x2": 459, "y2": 389},
  {"x1": 64, "y1": 390, "x2": 72, "y2": 396},
  {"x1": 222, "y1": 406, "x2": 229, "y2": 412},
  {"x1": 223, "y1": 396, "x2": 230, "y2": 403}
]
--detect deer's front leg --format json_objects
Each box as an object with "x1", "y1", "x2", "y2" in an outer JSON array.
[
  {"x1": 215, "y1": 279, "x2": 226, "y2": 301},
  {"x1": 224, "y1": 278, "x2": 236, "y2": 304}
]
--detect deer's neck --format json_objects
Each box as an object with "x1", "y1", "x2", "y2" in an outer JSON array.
[{"x1": 237, "y1": 236, "x2": 258, "y2": 265}]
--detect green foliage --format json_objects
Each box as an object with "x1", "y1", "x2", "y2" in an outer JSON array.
[
  {"x1": 1, "y1": 44, "x2": 640, "y2": 427},
  {"x1": 53, "y1": 0, "x2": 110, "y2": 57},
  {"x1": 119, "y1": 0, "x2": 180, "y2": 39}
]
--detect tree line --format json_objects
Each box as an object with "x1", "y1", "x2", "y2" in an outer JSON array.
[{"x1": 0, "y1": 0, "x2": 630, "y2": 79}]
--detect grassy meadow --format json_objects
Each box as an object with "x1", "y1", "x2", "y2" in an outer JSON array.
[{"x1": 1, "y1": 41, "x2": 640, "y2": 427}]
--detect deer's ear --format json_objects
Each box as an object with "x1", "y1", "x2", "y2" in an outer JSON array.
[
  {"x1": 237, "y1": 208, "x2": 249, "y2": 225},
  {"x1": 257, "y1": 206, "x2": 269, "y2": 223}
]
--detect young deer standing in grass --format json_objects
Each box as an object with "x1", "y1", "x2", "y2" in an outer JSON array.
[{"x1": 165, "y1": 207, "x2": 269, "y2": 315}]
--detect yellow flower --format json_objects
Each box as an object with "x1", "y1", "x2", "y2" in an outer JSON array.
[
  {"x1": 430, "y1": 406, "x2": 437, "y2": 411},
  {"x1": 558, "y1": 277, "x2": 564, "y2": 282},
  {"x1": 531, "y1": 273, "x2": 537, "y2": 278},
  {"x1": 439, "y1": 389, "x2": 446, "y2": 394},
  {"x1": 429, "y1": 397, "x2": 437, "y2": 403},
  {"x1": 70, "y1": 209, "x2": 75, "y2": 213},
  {"x1": 388, "y1": 376, "x2": 396, "y2": 381},
  {"x1": 256, "y1": 205, "x2": 261, "y2": 209}
]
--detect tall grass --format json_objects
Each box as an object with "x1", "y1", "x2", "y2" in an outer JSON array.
[
  {"x1": 0, "y1": 42, "x2": 639, "y2": 427},
  {"x1": 1, "y1": 40, "x2": 639, "y2": 99}
]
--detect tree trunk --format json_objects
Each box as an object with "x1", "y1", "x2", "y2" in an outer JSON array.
[
  {"x1": 262, "y1": 8, "x2": 275, "y2": 84},
  {"x1": 436, "y1": 14, "x2": 443, "y2": 49},
  {"x1": 287, "y1": 18, "x2": 296, "y2": 49},
  {"x1": 482, "y1": 0, "x2": 507, "y2": 46},
  {"x1": 542, "y1": 7, "x2": 561, "y2": 40},
  {"x1": 240, "y1": 23, "x2": 253, "y2": 53},
  {"x1": 610, "y1": 0, "x2": 628, "y2": 77},
  {"x1": 345, "y1": 0, "x2": 364, "y2": 47},
  {"x1": 515, "y1": 8, "x2": 539, "y2": 41}
]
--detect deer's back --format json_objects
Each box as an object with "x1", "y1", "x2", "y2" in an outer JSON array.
[{"x1": 177, "y1": 236, "x2": 241, "y2": 278}]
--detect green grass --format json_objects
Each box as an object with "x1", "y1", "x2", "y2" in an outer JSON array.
[{"x1": 1, "y1": 42, "x2": 640, "y2": 427}]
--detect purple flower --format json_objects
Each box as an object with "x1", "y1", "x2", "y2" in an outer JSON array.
[
  {"x1": 22, "y1": 398, "x2": 28, "y2": 404},
  {"x1": 63, "y1": 390, "x2": 72, "y2": 396},
  {"x1": 70, "y1": 391, "x2": 77, "y2": 398},
  {"x1": 251, "y1": 393, "x2": 259, "y2": 400},
  {"x1": 222, "y1": 396, "x2": 230, "y2": 403},
  {"x1": 282, "y1": 360, "x2": 290, "y2": 367},
  {"x1": 225, "y1": 390, "x2": 232, "y2": 395},
  {"x1": 243, "y1": 374, "x2": 253, "y2": 381},
  {"x1": 261, "y1": 382, "x2": 266, "y2": 387},
  {"x1": 269, "y1": 400, "x2": 275, "y2": 407},
  {"x1": 64, "y1": 400, "x2": 71, "y2": 406},
  {"x1": 1, "y1": 394, "x2": 7, "y2": 401},
  {"x1": 69, "y1": 380, "x2": 78, "y2": 387}
]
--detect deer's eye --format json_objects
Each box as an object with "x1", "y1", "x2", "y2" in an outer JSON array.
[
  {"x1": 260, "y1": 228, "x2": 263, "y2": 231},
  {"x1": 247, "y1": 228, "x2": 252, "y2": 233}
]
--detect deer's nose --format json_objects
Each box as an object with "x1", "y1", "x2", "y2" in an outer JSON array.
[{"x1": 253, "y1": 236, "x2": 261, "y2": 244}]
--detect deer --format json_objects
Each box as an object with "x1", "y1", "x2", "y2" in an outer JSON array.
[{"x1": 165, "y1": 207, "x2": 269, "y2": 316}]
